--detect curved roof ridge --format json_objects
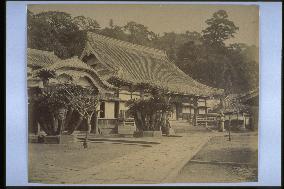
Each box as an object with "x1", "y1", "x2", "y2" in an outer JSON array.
[
  {"x1": 87, "y1": 32, "x2": 166, "y2": 57},
  {"x1": 47, "y1": 56, "x2": 116, "y2": 90}
]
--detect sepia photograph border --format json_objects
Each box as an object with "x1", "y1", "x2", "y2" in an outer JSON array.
[{"x1": 6, "y1": 1, "x2": 282, "y2": 186}]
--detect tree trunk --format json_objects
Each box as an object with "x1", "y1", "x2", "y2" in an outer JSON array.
[
  {"x1": 149, "y1": 113, "x2": 155, "y2": 130},
  {"x1": 36, "y1": 122, "x2": 40, "y2": 135},
  {"x1": 38, "y1": 120, "x2": 50, "y2": 135},
  {"x1": 86, "y1": 116, "x2": 91, "y2": 134},
  {"x1": 56, "y1": 119, "x2": 63, "y2": 135},
  {"x1": 137, "y1": 111, "x2": 147, "y2": 131},
  {"x1": 92, "y1": 110, "x2": 100, "y2": 134},
  {"x1": 95, "y1": 115, "x2": 99, "y2": 134},
  {"x1": 135, "y1": 112, "x2": 143, "y2": 131}
]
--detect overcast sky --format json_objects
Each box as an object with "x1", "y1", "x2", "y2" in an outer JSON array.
[{"x1": 28, "y1": 4, "x2": 259, "y2": 46}]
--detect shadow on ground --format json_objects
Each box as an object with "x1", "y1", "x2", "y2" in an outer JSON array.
[{"x1": 78, "y1": 138, "x2": 160, "y2": 147}]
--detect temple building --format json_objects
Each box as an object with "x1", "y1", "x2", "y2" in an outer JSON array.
[{"x1": 28, "y1": 32, "x2": 224, "y2": 134}]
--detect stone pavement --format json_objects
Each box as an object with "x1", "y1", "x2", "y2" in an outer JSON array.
[{"x1": 58, "y1": 132, "x2": 219, "y2": 184}]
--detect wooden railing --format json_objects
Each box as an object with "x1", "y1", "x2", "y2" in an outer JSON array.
[{"x1": 196, "y1": 114, "x2": 218, "y2": 126}]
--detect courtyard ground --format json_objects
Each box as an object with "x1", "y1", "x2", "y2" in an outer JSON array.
[
  {"x1": 29, "y1": 129, "x2": 258, "y2": 184},
  {"x1": 173, "y1": 132, "x2": 258, "y2": 183}
]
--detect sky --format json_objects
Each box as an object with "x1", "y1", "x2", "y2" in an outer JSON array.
[{"x1": 28, "y1": 4, "x2": 259, "y2": 46}]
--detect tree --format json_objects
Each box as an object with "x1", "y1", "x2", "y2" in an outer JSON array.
[
  {"x1": 59, "y1": 83, "x2": 100, "y2": 136},
  {"x1": 27, "y1": 10, "x2": 86, "y2": 59},
  {"x1": 100, "y1": 25, "x2": 129, "y2": 42},
  {"x1": 123, "y1": 21, "x2": 158, "y2": 46},
  {"x1": 153, "y1": 31, "x2": 202, "y2": 61},
  {"x1": 109, "y1": 19, "x2": 114, "y2": 29},
  {"x1": 32, "y1": 82, "x2": 100, "y2": 137},
  {"x1": 126, "y1": 82, "x2": 171, "y2": 132},
  {"x1": 202, "y1": 10, "x2": 239, "y2": 47},
  {"x1": 174, "y1": 10, "x2": 254, "y2": 93},
  {"x1": 72, "y1": 16, "x2": 100, "y2": 31},
  {"x1": 226, "y1": 43, "x2": 259, "y2": 92},
  {"x1": 126, "y1": 96, "x2": 171, "y2": 132},
  {"x1": 32, "y1": 84, "x2": 69, "y2": 135}
]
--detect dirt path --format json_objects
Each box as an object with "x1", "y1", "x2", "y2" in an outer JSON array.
[
  {"x1": 173, "y1": 132, "x2": 258, "y2": 183},
  {"x1": 29, "y1": 133, "x2": 214, "y2": 184}
]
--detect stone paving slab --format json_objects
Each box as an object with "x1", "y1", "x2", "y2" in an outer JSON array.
[{"x1": 59, "y1": 133, "x2": 215, "y2": 184}]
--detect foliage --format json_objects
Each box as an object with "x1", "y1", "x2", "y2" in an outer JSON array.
[
  {"x1": 31, "y1": 81, "x2": 100, "y2": 135},
  {"x1": 28, "y1": 11, "x2": 86, "y2": 59},
  {"x1": 123, "y1": 21, "x2": 158, "y2": 46},
  {"x1": 107, "y1": 76, "x2": 133, "y2": 88},
  {"x1": 28, "y1": 9, "x2": 258, "y2": 94},
  {"x1": 175, "y1": 10, "x2": 258, "y2": 93},
  {"x1": 152, "y1": 31, "x2": 202, "y2": 61},
  {"x1": 60, "y1": 83, "x2": 99, "y2": 119},
  {"x1": 100, "y1": 24, "x2": 129, "y2": 42},
  {"x1": 202, "y1": 10, "x2": 239, "y2": 47},
  {"x1": 35, "y1": 69, "x2": 56, "y2": 82},
  {"x1": 31, "y1": 84, "x2": 70, "y2": 135},
  {"x1": 72, "y1": 16, "x2": 100, "y2": 31},
  {"x1": 126, "y1": 96, "x2": 171, "y2": 131},
  {"x1": 127, "y1": 97, "x2": 171, "y2": 115}
]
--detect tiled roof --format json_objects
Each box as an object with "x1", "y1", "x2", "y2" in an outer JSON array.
[
  {"x1": 27, "y1": 48, "x2": 60, "y2": 68},
  {"x1": 239, "y1": 88, "x2": 259, "y2": 104},
  {"x1": 46, "y1": 57, "x2": 116, "y2": 90},
  {"x1": 81, "y1": 32, "x2": 223, "y2": 97},
  {"x1": 214, "y1": 93, "x2": 249, "y2": 113}
]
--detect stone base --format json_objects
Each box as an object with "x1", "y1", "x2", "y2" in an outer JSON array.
[
  {"x1": 143, "y1": 131, "x2": 162, "y2": 137},
  {"x1": 44, "y1": 135, "x2": 60, "y2": 144}
]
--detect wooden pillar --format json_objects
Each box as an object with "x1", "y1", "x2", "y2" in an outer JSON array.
[
  {"x1": 241, "y1": 112, "x2": 246, "y2": 130},
  {"x1": 115, "y1": 88, "x2": 120, "y2": 119},
  {"x1": 37, "y1": 122, "x2": 40, "y2": 135},
  {"x1": 129, "y1": 85, "x2": 133, "y2": 99},
  {"x1": 219, "y1": 113, "x2": 225, "y2": 132}
]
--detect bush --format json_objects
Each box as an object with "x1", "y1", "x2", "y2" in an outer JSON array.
[{"x1": 126, "y1": 96, "x2": 171, "y2": 131}]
